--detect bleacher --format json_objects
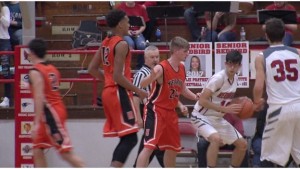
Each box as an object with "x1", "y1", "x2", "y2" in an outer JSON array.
[{"x1": 2, "y1": 1, "x2": 300, "y2": 115}]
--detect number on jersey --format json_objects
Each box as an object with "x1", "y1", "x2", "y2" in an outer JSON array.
[
  {"x1": 101, "y1": 46, "x2": 110, "y2": 66},
  {"x1": 271, "y1": 59, "x2": 298, "y2": 82},
  {"x1": 48, "y1": 73, "x2": 59, "y2": 91}
]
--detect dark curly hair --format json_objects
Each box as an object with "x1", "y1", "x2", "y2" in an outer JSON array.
[
  {"x1": 28, "y1": 38, "x2": 47, "y2": 59},
  {"x1": 106, "y1": 9, "x2": 126, "y2": 28}
]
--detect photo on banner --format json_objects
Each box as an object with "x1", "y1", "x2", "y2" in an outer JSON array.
[
  {"x1": 21, "y1": 121, "x2": 33, "y2": 135},
  {"x1": 184, "y1": 42, "x2": 213, "y2": 88},
  {"x1": 214, "y1": 42, "x2": 250, "y2": 88}
]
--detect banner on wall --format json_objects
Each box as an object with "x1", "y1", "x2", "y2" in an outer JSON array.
[
  {"x1": 185, "y1": 42, "x2": 213, "y2": 88},
  {"x1": 15, "y1": 46, "x2": 35, "y2": 168},
  {"x1": 214, "y1": 42, "x2": 250, "y2": 88}
]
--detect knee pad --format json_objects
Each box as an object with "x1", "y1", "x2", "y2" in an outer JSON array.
[{"x1": 112, "y1": 133, "x2": 138, "y2": 163}]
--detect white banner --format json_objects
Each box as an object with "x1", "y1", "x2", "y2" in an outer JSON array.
[
  {"x1": 250, "y1": 50, "x2": 263, "y2": 79},
  {"x1": 214, "y1": 42, "x2": 250, "y2": 88},
  {"x1": 185, "y1": 42, "x2": 213, "y2": 88}
]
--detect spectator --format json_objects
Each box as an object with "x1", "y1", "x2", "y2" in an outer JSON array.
[
  {"x1": 184, "y1": 2, "x2": 252, "y2": 42},
  {"x1": 136, "y1": 1, "x2": 157, "y2": 41},
  {"x1": 117, "y1": 2, "x2": 149, "y2": 69},
  {"x1": 6, "y1": 1, "x2": 22, "y2": 49},
  {"x1": 263, "y1": 1, "x2": 297, "y2": 46},
  {"x1": 184, "y1": 5, "x2": 205, "y2": 42},
  {"x1": 204, "y1": 12, "x2": 237, "y2": 42},
  {"x1": 0, "y1": 2, "x2": 12, "y2": 108},
  {"x1": 197, "y1": 113, "x2": 249, "y2": 167}
]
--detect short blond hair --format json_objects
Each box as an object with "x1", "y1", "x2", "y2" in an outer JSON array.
[{"x1": 170, "y1": 36, "x2": 189, "y2": 54}]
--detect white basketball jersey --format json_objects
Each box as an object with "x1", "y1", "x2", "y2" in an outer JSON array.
[
  {"x1": 264, "y1": 45, "x2": 300, "y2": 105},
  {"x1": 193, "y1": 70, "x2": 238, "y2": 117}
]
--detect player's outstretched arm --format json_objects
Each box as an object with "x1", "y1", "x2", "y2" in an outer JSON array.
[{"x1": 181, "y1": 83, "x2": 198, "y2": 101}]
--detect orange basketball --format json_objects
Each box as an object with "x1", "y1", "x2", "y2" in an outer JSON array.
[{"x1": 230, "y1": 97, "x2": 254, "y2": 119}]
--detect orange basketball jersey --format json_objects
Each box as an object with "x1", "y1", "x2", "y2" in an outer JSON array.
[
  {"x1": 101, "y1": 35, "x2": 132, "y2": 88},
  {"x1": 32, "y1": 62, "x2": 64, "y2": 106},
  {"x1": 100, "y1": 36, "x2": 138, "y2": 137},
  {"x1": 148, "y1": 60, "x2": 186, "y2": 110},
  {"x1": 31, "y1": 63, "x2": 71, "y2": 152}
]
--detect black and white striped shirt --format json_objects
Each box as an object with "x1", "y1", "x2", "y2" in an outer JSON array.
[{"x1": 133, "y1": 64, "x2": 151, "y2": 96}]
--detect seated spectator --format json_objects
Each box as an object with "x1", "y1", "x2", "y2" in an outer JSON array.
[
  {"x1": 117, "y1": 2, "x2": 148, "y2": 69},
  {"x1": 263, "y1": 1, "x2": 297, "y2": 46},
  {"x1": 204, "y1": 12, "x2": 237, "y2": 42},
  {"x1": 184, "y1": 5, "x2": 205, "y2": 42},
  {"x1": 197, "y1": 113, "x2": 249, "y2": 167},
  {"x1": 184, "y1": 2, "x2": 252, "y2": 42},
  {"x1": 135, "y1": 1, "x2": 157, "y2": 41}
]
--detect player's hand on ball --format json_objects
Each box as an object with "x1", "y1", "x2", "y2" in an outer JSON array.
[{"x1": 223, "y1": 104, "x2": 242, "y2": 114}]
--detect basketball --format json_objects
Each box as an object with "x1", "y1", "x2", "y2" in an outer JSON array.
[{"x1": 230, "y1": 97, "x2": 254, "y2": 119}]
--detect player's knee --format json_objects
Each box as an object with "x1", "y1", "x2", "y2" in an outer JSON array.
[
  {"x1": 208, "y1": 133, "x2": 222, "y2": 145},
  {"x1": 112, "y1": 133, "x2": 138, "y2": 163},
  {"x1": 122, "y1": 132, "x2": 138, "y2": 148}
]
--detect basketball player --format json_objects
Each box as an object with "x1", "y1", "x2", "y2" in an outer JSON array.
[
  {"x1": 191, "y1": 50, "x2": 247, "y2": 167},
  {"x1": 253, "y1": 18, "x2": 300, "y2": 167},
  {"x1": 27, "y1": 38, "x2": 84, "y2": 167},
  {"x1": 88, "y1": 9, "x2": 147, "y2": 167},
  {"x1": 136, "y1": 36, "x2": 199, "y2": 167},
  {"x1": 132, "y1": 45, "x2": 188, "y2": 167},
  {"x1": 132, "y1": 45, "x2": 165, "y2": 167}
]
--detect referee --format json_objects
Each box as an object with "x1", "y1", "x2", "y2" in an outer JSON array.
[{"x1": 132, "y1": 45, "x2": 164, "y2": 167}]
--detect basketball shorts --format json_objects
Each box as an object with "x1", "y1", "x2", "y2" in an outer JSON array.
[
  {"x1": 191, "y1": 111, "x2": 242, "y2": 145},
  {"x1": 32, "y1": 103, "x2": 72, "y2": 153},
  {"x1": 143, "y1": 104, "x2": 181, "y2": 152},
  {"x1": 261, "y1": 102, "x2": 300, "y2": 166},
  {"x1": 102, "y1": 86, "x2": 139, "y2": 137}
]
